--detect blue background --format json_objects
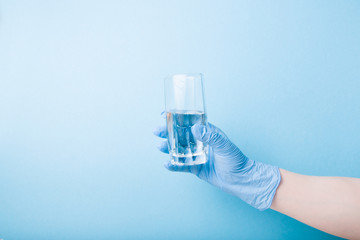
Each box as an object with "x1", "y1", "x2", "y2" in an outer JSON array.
[{"x1": 1, "y1": 0, "x2": 359, "y2": 239}]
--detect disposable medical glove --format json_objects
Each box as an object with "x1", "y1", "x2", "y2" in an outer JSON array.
[{"x1": 154, "y1": 121, "x2": 281, "y2": 211}]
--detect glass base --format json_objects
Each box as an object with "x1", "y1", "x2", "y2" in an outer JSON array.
[{"x1": 170, "y1": 152, "x2": 207, "y2": 166}]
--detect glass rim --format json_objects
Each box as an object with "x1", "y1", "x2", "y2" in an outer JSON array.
[
  {"x1": 164, "y1": 73, "x2": 203, "y2": 80},
  {"x1": 164, "y1": 72, "x2": 206, "y2": 113}
]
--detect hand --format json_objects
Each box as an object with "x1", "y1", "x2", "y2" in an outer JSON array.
[{"x1": 154, "y1": 120, "x2": 281, "y2": 211}]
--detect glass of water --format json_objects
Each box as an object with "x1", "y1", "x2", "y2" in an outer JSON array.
[{"x1": 164, "y1": 73, "x2": 208, "y2": 166}]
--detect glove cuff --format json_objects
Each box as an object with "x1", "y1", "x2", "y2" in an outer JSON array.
[
  {"x1": 256, "y1": 164, "x2": 281, "y2": 211},
  {"x1": 222, "y1": 160, "x2": 281, "y2": 211}
]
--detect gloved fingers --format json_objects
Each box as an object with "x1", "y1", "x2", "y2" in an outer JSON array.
[
  {"x1": 164, "y1": 161, "x2": 204, "y2": 175},
  {"x1": 164, "y1": 161, "x2": 194, "y2": 172},
  {"x1": 157, "y1": 141, "x2": 169, "y2": 154},
  {"x1": 153, "y1": 125, "x2": 167, "y2": 138},
  {"x1": 164, "y1": 161, "x2": 192, "y2": 173}
]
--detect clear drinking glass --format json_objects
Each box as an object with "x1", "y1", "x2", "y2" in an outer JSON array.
[{"x1": 164, "y1": 73, "x2": 208, "y2": 166}]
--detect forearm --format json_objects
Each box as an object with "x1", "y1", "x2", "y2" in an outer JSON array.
[
  {"x1": 271, "y1": 169, "x2": 360, "y2": 239},
  {"x1": 155, "y1": 121, "x2": 360, "y2": 238}
]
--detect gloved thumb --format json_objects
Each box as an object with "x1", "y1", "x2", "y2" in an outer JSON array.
[
  {"x1": 191, "y1": 123, "x2": 229, "y2": 148},
  {"x1": 191, "y1": 122, "x2": 244, "y2": 159}
]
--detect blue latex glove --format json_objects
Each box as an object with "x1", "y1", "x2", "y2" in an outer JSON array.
[{"x1": 154, "y1": 121, "x2": 281, "y2": 211}]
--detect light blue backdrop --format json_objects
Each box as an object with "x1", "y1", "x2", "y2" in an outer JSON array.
[{"x1": 1, "y1": 0, "x2": 359, "y2": 239}]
